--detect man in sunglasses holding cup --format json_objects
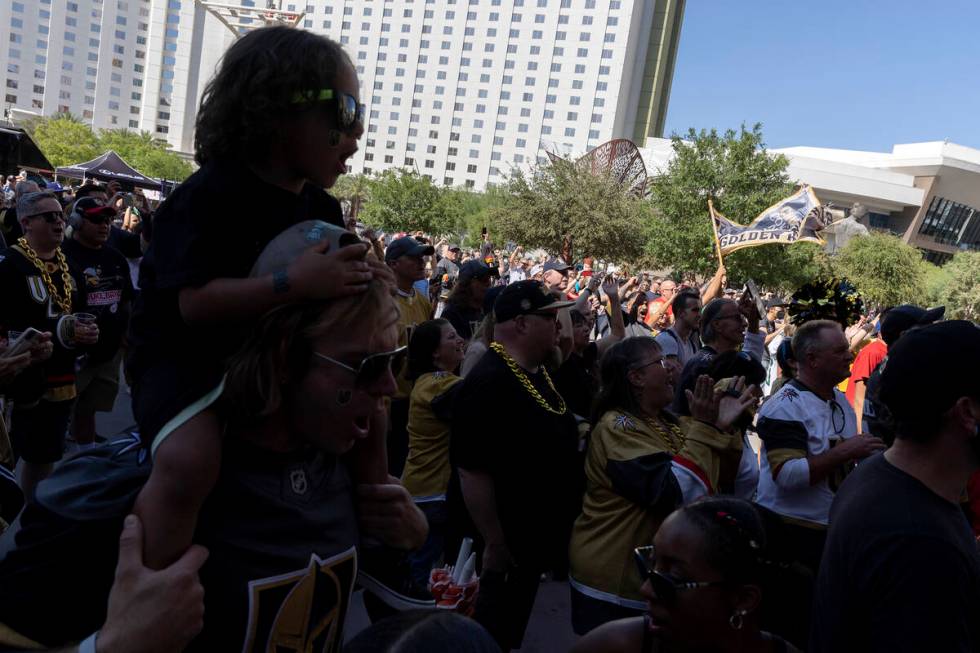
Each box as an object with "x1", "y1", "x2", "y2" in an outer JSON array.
[
  {"x1": 0, "y1": 190, "x2": 99, "y2": 502},
  {"x1": 63, "y1": 197, "x2": 135, "y2": 453}
]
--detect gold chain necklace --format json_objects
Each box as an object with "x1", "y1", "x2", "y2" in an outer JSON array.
[
  {"x1": 647, "y1": 416, "x2": 686, "y2": 455},
  {"x1": 16, "y1": 237, "x2": 73, "y2": 314},
  {"x1": 490, "y1": 342, "x2": 567, "y2": 415}
]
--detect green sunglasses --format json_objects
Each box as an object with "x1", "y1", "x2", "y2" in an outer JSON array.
[{"x1": 291, "y1": 88, "x2": 366, "y2": 131}]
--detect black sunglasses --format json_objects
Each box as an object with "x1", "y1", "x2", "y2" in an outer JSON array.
[
  {"x1": 633, "y1": 545, "x2": 726, "y2": 604},
  {"x1": 314, "y1": 346, "x2": 407, "y2": 387},
  {"x1": 292, "y1": 88, "x2": 366, "y2": 132},
  {"x1": 34, "y1": 211, "x2": 65, "y2": 224}
]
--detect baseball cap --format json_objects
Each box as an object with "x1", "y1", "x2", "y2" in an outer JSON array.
[
  {"x1": 879, "y1": 320, "x2": 979, "y2": 420},
  {"x1": 543, "y1": 259, "x2": 571, "y2": 274},
  {"x1": 45, "y1": 181, "x2": 66, "y2": 193},
  {"x1": 447, "y1": 243, "x2": 461, "y2": 251},
  {"x1": 251, "y1": 220, "x2": 362, "y2": 277},
  {"x1": 529, "y1": 264, "x2": 544, "y2": 277},
  {"x1": 458, "y1": 259, "x2": 496, "y2": 282},
  {"x1": 385, "y1": 236, "x2": 435, "y2": 262},
  {"x1": 494, "y1": 280, "x2": 575, "y2": 323},
  {"x1": 73, "y1": 196, "x2": 117, "y2": 219},
  {"x1": 483, "y1": 285, "x2": 506, "y2": 315},
  {"x1": 879, "y1": 304, "x2": 945, "y2": 346}
]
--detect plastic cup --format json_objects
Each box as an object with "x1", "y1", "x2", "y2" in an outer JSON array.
[{"x1": 73, "y1": 313, "x2": 97, "y2": 327}]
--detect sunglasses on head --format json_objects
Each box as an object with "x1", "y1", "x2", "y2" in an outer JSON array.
[
  {"x1": 633, "y1": 545, "x2": 726, "y2": 604},
  {"x1": 291, "y1": 88, "x2": 366, "y2": 132},
  {"x1": 314, "y1": 346, "x2": 407, "y2": 387}
]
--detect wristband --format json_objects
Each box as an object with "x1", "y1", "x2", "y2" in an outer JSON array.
[
  {"x1": 272, "y1": 269, "x2": 290, "y2": 294},
  {"x1": 79, "y1": 631, "x2": 98, "y2": 653}
]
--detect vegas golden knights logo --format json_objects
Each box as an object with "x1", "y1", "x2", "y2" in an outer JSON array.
[{"x1": 241, "y1": 548, "x2": 357, "y2": 653}]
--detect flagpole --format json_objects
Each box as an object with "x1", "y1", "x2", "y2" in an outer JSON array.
[{"x1": 708, "y1": 198, "x2": 725, "y2": 269}]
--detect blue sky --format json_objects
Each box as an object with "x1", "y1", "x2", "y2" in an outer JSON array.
[{"x1": 662, "y1": 0, "x2": 980, "y2": 152}]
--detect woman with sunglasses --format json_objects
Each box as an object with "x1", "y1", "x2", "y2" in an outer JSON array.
[
  {"x1": 568, "y1": 337, "x2": 757, "y2": 635},
  {"x1": 573, "y1": 497, "x2": 801, "y2": 653},
  {"x1": 0, "y1": 278, "x2": 428, "y2": 650},
  {"x1": 400, "y1": 319, "x2": 466, "y2": 594},
  {"x1": 126, "y1": 26, "x2": 396, "y2": 570}
]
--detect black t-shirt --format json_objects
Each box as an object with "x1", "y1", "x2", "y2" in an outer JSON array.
[
  {"x1": 553, "y1": 342, "x2": 598, "y2": 420},
  {"x1": 810, "y1": 453, "x2": 980, "y2": 652},
  {"x1": 126, "y1": 160, "x2": 344, "y2": 437},
  {"x1": 63, "y1": 239, "x2": 134, "y2": 364},
  {"x1": 106, "y1": 225, "x2": 142, "y2": 259},
  {"x1": 441, "y1": 302, "x2": 484, "y2": 341},
  {"x1": 0, "y1": 244, "x2": 85, "y2": 402},
  {"x1": 450, "y1": 347, "x2": 581, "y2": 567},
  {"x1": 0, "y1": 433, "x2": 359, "y2": 651}
]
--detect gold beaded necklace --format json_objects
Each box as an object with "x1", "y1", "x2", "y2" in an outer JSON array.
[
  {"x1": 648, "y1": 416, "x2": 686, "y2": 455},
  {"x1": 490, "y1": 342, "x2": 567, "y2": 415},
  {"x1": 16, "y1": 237, "x2": 73, "y2": 314}
]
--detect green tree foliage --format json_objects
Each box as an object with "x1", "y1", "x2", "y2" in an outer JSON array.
[
  {"x1": 935, "y1": 251, "x2": 980, "y2": 321},
  {"x1": 831, "y1": 232, "x2": 926, "y2": 308},
  {"x1": 331, "y1": 173, "x2": 372, "y2": 222},
  {"x1": 441, "y1": 184, "x2": 506, "y2": 246},
  {"x1": 97, "y1": 128, "x2": 193, "y2": 181},
  {"x1": 645, "y1": 124, "x2": 825, "y2": 290},
  {"x1": 29, "y1": 114, "x2": 193, "y2": 181},
  {"x1": 32, "y1": 113, "x2": 101, "y2": 169},
  {"x1": 358, "y1": 168, "x2": 451, "y2": 235},
  {"x1": 488, "y1": 159, "x2": 650, "y2": 264}
]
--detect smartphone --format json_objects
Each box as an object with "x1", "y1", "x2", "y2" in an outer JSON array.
[{"x1": 2, "y1": 327, "x2": 42, "y2": 359}]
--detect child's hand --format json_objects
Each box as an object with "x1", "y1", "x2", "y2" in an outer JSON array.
[{"x1": 288, "y1": 241, "x2": 372, "y2": 299}]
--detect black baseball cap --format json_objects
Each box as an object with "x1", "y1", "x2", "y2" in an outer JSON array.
[
  {"x1": 494, "y1": 280, "x2": 574, "y2": 323},
  {"x1": 880, "y1": 320, "x2": 979, "y2": 420},
  {"x1": 385, "y1": 236, "x2": 435, "y2": 262},
  {"x1": 879, "y1": 304, "x2": 945, "y2": 346},
  {"x1": 543, "y1": 259, "x2": 571, "y2": 274},
  {"x1": 459, "y1": 260, "x2": 497, "y2": 282},
  {"x1": 74, "y1": 196, "x2": 116, "y2": 219}
]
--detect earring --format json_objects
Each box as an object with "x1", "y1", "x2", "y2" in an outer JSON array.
[{"x1": 729, "y1": 610, "x2": 746, "y2": 631}]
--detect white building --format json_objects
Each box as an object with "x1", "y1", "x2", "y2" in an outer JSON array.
[
  {"x1": 2, "y1": 0, "x2": 685, "y2": 187},
  {"x1": 0, "y1": 0, "x2": 233, "y2": 155},
  {"x1": 639, "y1": 137, "x2": 980, "y2": 264}
]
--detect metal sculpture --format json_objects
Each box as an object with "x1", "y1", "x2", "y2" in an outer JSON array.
[{"x1": 548, "y1": 138, "x2": 650, "y2": 197}]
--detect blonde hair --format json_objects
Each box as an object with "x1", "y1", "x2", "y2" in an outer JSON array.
[{"x1": 221, "y1": 280, "x2": 397, "y2": 423}]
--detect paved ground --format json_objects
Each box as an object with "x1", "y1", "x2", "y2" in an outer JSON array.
[{"x1": 96, "y1": 381, "x2": 579, "y2": 651}]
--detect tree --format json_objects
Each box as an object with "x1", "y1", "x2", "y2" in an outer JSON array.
[
  {"x1": 358, "y1": 169, "x2": 451, "y2": 235},
  {"x1": 935, "y1": 251, "x2": 980, "y2": 321},
  {"x1": 331, "y1": 173, "x2": 372, "y2": 223},
  {"x1": 645, "y1": 124, "x2": 825, "y2": 290},
  {"x1": 441, "y1": 184, "x2": 507, "y2": 246},
  {"x1": 32, "y1": 113, "x2": 101, "y2": 168},
  {"x1": 488, "y1": 159, "x2": 651, "y2": 264},
  {"x1": 831, "y1": 232, "x2": 926, "y2": 308},
  {"x1": 97, "y1": 129, "x2": 193, "y2": 181}
]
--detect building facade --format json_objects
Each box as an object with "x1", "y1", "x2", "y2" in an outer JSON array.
[
  {"x1": 639, "y1": 138, "x2": 980, "y2": 263},
  {"x1": 2, "y1": 0, "x2": 685, "y2": 188}
]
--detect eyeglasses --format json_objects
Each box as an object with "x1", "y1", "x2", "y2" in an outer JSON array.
[
  {"x1": 713, "y1": 312, "x2": 744, "y2": 323},
  {"x1": 314, "y1": 346, "x2": 407, "y2": 387},
  {"x1": 633, "y1": 545, "x2": 726, "y2": 604},
  {"x1": 33, "y1": 211, "x2": 64, "y2": 224},
  {"x1": 631, "y1": 357, "x2": 668, "y2": 372},
  {"x1": 291, "y1": 88, "x2": 366, "y2": 132}
]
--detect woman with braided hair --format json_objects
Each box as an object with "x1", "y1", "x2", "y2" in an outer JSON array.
[{"x1": 573, "y1": 497, "x2": 802, "y2": 653}]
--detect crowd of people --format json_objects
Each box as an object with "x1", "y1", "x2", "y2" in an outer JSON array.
[{"x1": 0, "y1": 26, "x2": 977, "y2": 653}]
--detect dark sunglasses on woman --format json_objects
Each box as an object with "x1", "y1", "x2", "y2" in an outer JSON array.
[
  {"x1": 633, "y1": 545, "x2": 726, "y2": 603},
  {"x1": 314, "y1": 346, "x2": 407, "y2": 387},
  {"x1": 291, "y1": 88, "x2": 366, "y2": 133}
]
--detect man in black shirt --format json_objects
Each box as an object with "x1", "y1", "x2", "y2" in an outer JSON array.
[
  {"x1": 0, "y1": 191, "x2": 98, "y2": 502},
  {"x1": 451, "y1": 280, "x2": 579, "y2": 650},
  {"x1": 811, "y1": 320, "x2": 980, "y2": 652},
  {"x1": 63, "y1": 197, "x2": 135, "y2": 450}
]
